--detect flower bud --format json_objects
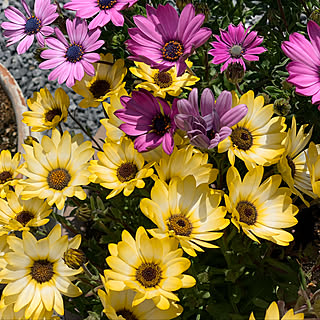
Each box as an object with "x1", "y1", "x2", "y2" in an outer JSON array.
[
  {"x1": 225, "y1": 63, "x2": 245, "y2": 84},
  {"x1": 75, "y1": 204, "x2": 92, "y2": 222},
  {"x1": 194, "y1": 2, "x2": 211, "y2": 23},
  {"x1": 273, "y1": 98, "x2": 291, "y2": 116},
  {"x1": 257, "y1": 93, "x2": 270, "y2": 105},
  {"x1": 310, "y1": 9, "x2": 320, "y2": 26},
  {"x1": 24, "y1": 136, "x2": 39, "y2": 146},
  {"x1": 63, "y1": 248, "x2": 86, "y2": 269},
  {"x1": 281, "y1": 79, "x2": 293, "y2": 90},
  {"x1": 176, "y1": 0, "x2": 192, "y2": 11}
]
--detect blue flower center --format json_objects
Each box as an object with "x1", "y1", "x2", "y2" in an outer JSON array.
[
  {"x1": 98, "y1": 0, "x2": 117, "y2": 9},
  {"x1": 152, "y1": 113, "x2": 171, "y2": 136},
  {"x1": 162, "y1": 41, "x2": 184, "y2": 61},
  {"x1": 25, "y1": 16, "x2": 41, "y2": 35},
  {"x1": 65, "y1": 44, "x2": 84, "y2": 63}
]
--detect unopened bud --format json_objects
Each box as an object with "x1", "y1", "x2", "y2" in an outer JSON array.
[
  {"x1": 310, "y1": 9, "x2": 320, "y2": 26},
  {"x1": 225, "y1": 63, "x2": 245, "y2": 84},
  {"x1": 63, "y1": 248, "x2": 86, "y2": 269},
  {"x1": 75, "y1": 204, "x2": 92, "y2": 222},
  {"x1": 281, "y1": 79, "x2": 293, "y2": 90},
  {"x1": 257, "y1": 93, "x2": 270, "y2": 105},
  {"x1": 194, "y1": 2, "x2": 211, "y2": 23},
  {"x1": 273, "y1": 98, "x2": 291, "y2": 116},
  {"x1": 24, "y1": 136, "x2": 39, "y2": 146},
  {"x1": 176, "y1": 0, "x2": 192, "y2": 11}
]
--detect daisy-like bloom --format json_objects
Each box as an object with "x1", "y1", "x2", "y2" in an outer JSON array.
[
  {"x1": 218, "y1": 91, "x2": 286, "y2": 169},
  {"x1": 1, "y1": 0, "x2": 58, "y2": 54},
  {"x1": 209, "y1": 23, "x2": 267, "y2": 72},
  {"x1": 141, "y1": 176, "x2": 229, "y2": 257},
  {"x1": 175, "y1": 88, "x2": 248, "y2": 149},
  {"x1": 0, "y1": 224, "x2": 82, "y2": 319},
  {"x1": 115, "y1": 89, "x2": 178, "y2": 155},
  {"x1": 18, "y1": 129, "x2": 94, "y2": 210},
  {"x1": 64, "y1": 0, "x2": 137, "y2": 30},
  {"x1": 277, "y1": 116, "x2": 316, "y2": 206},
  {"x1": 225, "y1": 166, "x2": 298, "y2": 246},
  {"x1": 0, "y1": 150, "x2": 21, "y2": 198},
  {"x1": 0, "y1": 190, "x2": 51, "y2": 235},
  {"x1": 306, "y1": 142, "x2": 320, "y2": 197},
  {"x1": 98, "y1": 274, "x2": 183, "y2": 319},
  {"x1": 105, "y1": 227, "x2": 196, "y2": 310},
  {"x1": 22, "y1": 87, "x2": 69, "y2": 132},
  {"x1": 126, "y1": 3, "x2": 212, "y2": 76},
  {"x1": 39, "y1": 18, "x2": 104, "y2": 88},
  {"x1": 249, "y1": 301, "x2": 304, "y2": 320},
  {"x1": 72, "y1": 53, "x2": 127, "y2": 108},
  {"x1": 282, "y1": 21, "x2": 320, "y2": 107},
  {"x1": 89, "y1": 137, "x2": 154, "y2": 199},
  {"x1": 130, "y1": 60, "x2": 199, "y2": 99}
]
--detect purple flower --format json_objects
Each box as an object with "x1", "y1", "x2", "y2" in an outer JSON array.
[
  {"x1": 175, "y1": 88, "x2": 247, "y2": 149},
  {"x1": 114, "y1": 89, "x2": 178, "y2": 154},
  {"x1": 282, "y1": 21, "x2": 320, "y2": 107},
  {"x1": 64, "y1": 0, "x2": 137, "y2": 29},
  {"x1": 126, "y1": 3, "x2": 212, "y2": 76},
  {"x1": 39, "y1": 18, "x2": 104, "y2": 88},
  {"x1": 209, "y1": 23, "x2": 267, "y2": 72},
  {"x1": 1, "y1": 0, "x2": 58, "y2": 54}
]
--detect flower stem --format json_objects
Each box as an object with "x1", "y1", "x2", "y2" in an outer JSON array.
[
  {"x1": 186, "y1": 64, "x2": 197, "y2": 77},
  {"x1": 124, "y1": 15, "x2": 135, "y2": 28},
  {"x1": 235, "y1": 82, "x2": 243, "y2": 95}
]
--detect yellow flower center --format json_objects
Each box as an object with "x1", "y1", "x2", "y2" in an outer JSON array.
[
  {"x1": 286, "y1": 155, "x2": 296, "y2": 178},
  {"x1": 89, "y1": 79, "x2": 111, "y2": 99},
  {"x1": 0, "y1": 171, "x2": 12, "y2": 184},
  {"x1": 154, "y1": 71, "x2": 173, "y2": 88},
  {"x1": 45, "y1": 108, "x2": 62, "y2": 122},
  {"x1": 16, "y1": 210, "x2": 34, "y2": 226},
  {"x1": 136, "y1": 262, "x2": 162, "y2": 288},
  {"x1": 230, "y1": 127, "x2": 253, "y2": 150},
  {"x1": 162, "y1": 40, "x2": 184, "y2": 61},
  {"x1": 31, "y1": 260, "x2": 54, "y2": 283},
  {"x1": 117, "y1": 309, "x2": 138, "y2": 320},
  {"x1": 236, "y1": 201, "x2": 257, "y2": 225},
  {"x1": 47, "y1": 168, "x2": 71, "y2": 190},
  {"x1": 167, "y1": 214, "x2": 193, "y2": 236},
  {"x1": 117, "y1": 162, "x2": 137, "y2": 182}
]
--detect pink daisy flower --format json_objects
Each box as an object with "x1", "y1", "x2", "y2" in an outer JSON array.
[
  {"x1": 126, "y1": 3, "x2": 212, "y2": 76},
  {"x1": 114, "y1": 89, "x2": 178, "y2": 155},
  {"x1": 282, "y1": 20, "x2": 320, "y2": 107},
  {"x1": 1, "y1": 0, "x2": 58, "y2": 54},
  {"x1": 209, "y1": 23, "x2": 267, "y2": 72},
  {"x1": 39, "y1": 18, "x2": 104, "y2": 88},
  {"x1": 64, "y1": 0, "x2": 138, "y2": 29}
]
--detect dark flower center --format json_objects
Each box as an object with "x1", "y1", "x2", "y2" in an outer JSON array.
[
  {"x1": 162, "y1": 41, "x2": 184, "y2": 61},
  {"x1": 207, "y1": 129, "x2": 216, "y2": 140},
  {"x1": 0, "y1": 171, "x2": 12, "y2": 184},
  {"x1": 117, "y1": 162, "x2": 137, "y2": 182},
  {"x1": 117, "y1": 309, "x2": 138, "y2": 320},
  {"x1": 45, "y1": 108, "x2": 62, "y2": 122},
  {"x1": 230, "y1": 45, "x2": 244, "y2": 58},
  {"x1": 136, "y1": 262, "x2": 162, "y2": 288},
  {"x1": 236, "y1": 201, "x2": 257, "y2": 225},
  {"x1": 16, "y1": 210, "x2": 34, "y2": 226},
  {"x1": 89, "y1": 80, "x2": 110, "y2": 99},
  {"x1": 152, "y1": 113, "x2": 171, "y2": 136},
  {"x1": 47, "y1": 168, "x2": 71, "y2": 190},
  {"x1": 286, "y1": 155, "x2": 296, "y2": 178},
  {"x1": 168, "y1": 214, "x2": 193, "y2": 236},
  {"x1": 154, "y1": 71, "x2": 173, "y2": 88},
  {"x1": 230, "y1": 127, "x2": 253, "y2": 150},
  {"x1": 31, "y1": 260, "x2": 54, "y2": 283},
  {"x1": 98, "y1": 0, "x2": 117, "y2": 9},
  {"x1": 25, "y1": 16, "x2": 41, "y2": 35},
  {"x1": 65, "y1": 44, "x2": 84, "y2": 63}
]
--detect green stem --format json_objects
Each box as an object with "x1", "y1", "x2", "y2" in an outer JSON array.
[{"x1": 235, "y1": 82, "x2": 243, "y2": 95}]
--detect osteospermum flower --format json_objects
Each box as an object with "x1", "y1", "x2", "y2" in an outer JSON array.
[
  {"x1": 0, "y1": 224, "x2": 82, "y2": 319},
  {"x1": 105, "y1": 227, "x2": 196, "y2": 310},
  {"x1": 130, "y1": 60, "x2": 199, "y2": 99},
  {"x1": 225, "y1": 166, "x2": 298, "y2": 246},
  {"x1": 1, "y1": 0, "x2": 58, "y2": 54},
  {"x1": 282, "y1": 21, "x2": 320, "y2": 107},
  {"x1": 306, "y1": 142, "x2": 320, "y2": 197},
  {"x1": 126, "y1": 3, "x2": 212, "y2": 76},
  {"x1": 18, "y1": 129, "x2": 94, "y2": 210},
  {"x1": 64, "y1": 0, "x2": 137, "y2": 29},
  {"x1": 175, "y1": 88, "x2": 248, "y2": 149},
  {"x1": 39, "y1": 18, "x2": 104, "y2": 87},
  {"x1": 115, "y1": 89, "x2": 178, "y2": 154},
  {"x1": 22, "y1": 87, "x2": 69, "y2": 132},
  {"x1": 141, "y1": 176, "x2": 229, "y2": 256},
  {"x1": 209, "y1": 23, "x2": 267, "y2": 72},
  {"x1": 89, "y1": 137, "x2": 154, "y2": 199},
  {"x1": 218, "y1": 91, "x2": 286, "y2": 169}
]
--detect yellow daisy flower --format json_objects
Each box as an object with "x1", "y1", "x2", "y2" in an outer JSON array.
[
  {"x1": 22, "y1": 88, "x2": 69, "y2": 132},
  {"x1": 0, "y1": 190, "x2": 51, "y2": 234},
  {"x1": 105, "y1": 227, "x2": 195, "y2": 310},
  {"x1": 72, "y1": 53, "x2": 127, "y2": 108},
  {"x1": 277, "y1": 116, "x2": 315, "y2": 205},
  {"x1": 140, "y1": 176, "x2": 229, "y2": 257},
  {"x1": 218, "y1": 91, "x2": 286, "y2": 169},
  {"x1": 0, "y1": 150, "x2": 21, "y2": 198},
  {"x1": 89, "y1": 137, "x2": 154, "y2": 199},
  {"x1": 249, "y1": 301, "x2": 304, "y2": 320},
  {"x1": 0, "y1": 224, "x2": 82, "y2": 319},
  {"x1": 18, "y1": 129, "x2": 94, "y2": 210},
  {"x1": 98, "y1": 273, "x2": 183, "y2": 319},
  {"x1": 306, "y1": 142, "x2": 320, "y2": 197},
  {"x1": 130, "y1": 60, "x2": 199, "y2": 98},
  {"x1": 225, "y1": 166, "x2": 298, "y2": 246}
]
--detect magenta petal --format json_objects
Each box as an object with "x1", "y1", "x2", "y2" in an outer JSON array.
[
  {"x1": 133, "y1": 15, "x2": 163, "y2": 45},
  {"x1": 46, "y1": 37, "x2": 66, "y2": 51},
  {"x1": 215, "y1": 91, "x2": 232, "y2": 116},
  {"x1": 307, "y1": 20, "x2": 320, "y2": 55},
  {"x1": 311, "y1": 89, "x2": 320, "y2": 104},
  {"x1": 16, "y1": 34, "x2": 34, "y2": 54},
  {"x1": 157, "y1": 4, "x2": 179, "y2": 40},
  {"x1": 200, "y1": 88, "x2": 215, "y2": 117},
  {"x1": 36, "y1": 33, "x2": 45, "y2": 46},
  {"x1": 48, "y1": 63, "x2": 66, "y2": 81},
  {"x1": 177, "y1": 3, "x2": 195, "y2": 40},
  {"x1": 39, "y1": 57, "x2": 65, "y2": 69},
  {"x1": 21, "y1": 0, "x2": 31, "y2": 16},
  {"x1": 134, "y1": 133, "x2": 162, "y2": 152},
  {"x1": 4, "y1": 6, "x2": 26, "y2": 24},
  {"x1": 81, "y1": 60, "x2": 95, "y2": 75},
  {"x1": 58, "y1": 62, "x2": 71, "y2": 84},
  {"x1": 119, "y1": 123, "x2": 148, "y2": 135},
  {"x1": 41, "y1": 26, "x2": 54, "y2": 36},
  {"x1": 89, "y1": 10, "x2": 110, "y2": 29},
  {"x1": 110, "y1": 9, "x2": 124, "y2": 26},
  {"x1": 1, "y1": 21, "x2": 25, "y2": 31},
  {"x1": 162, "y1": 132, "x2": 174, "y2": 154},
  {"x1": 220, "y1": 104, "x2": 247, "y2": 127}
]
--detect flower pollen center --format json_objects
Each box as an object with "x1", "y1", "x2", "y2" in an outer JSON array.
[
  {"x1": 97, "y1": 0, "x2": 117, "y2": 9},
  {"x1": 230, "y1": 127, "x2": 253, "y2": 150},
  {"x1": 47, "y1": 168, "x2": 71, "y2": 190},
  {"x1": 0, "y1": 171, "x2": 12, "y2": 184},
  {"x1": 168, "y1": 214, "x2": 193, "y2": 236},
  {"x1": 89, "y1": 79, "x2": 110, "y2": 99},
  {"x1": 117, "y1": 162, "x2": 137, "y2": 182},
  {"x1": 236, "y1": 201, "x2": 257, "y2": 225},
  {"x1": 286, "y1": 155, "x2": 296, "y2": 178},
  {"x1": 136, "y1": 262, "x2": 162, "y2": 288},
  {"x1": 207, "y1": 129, "x2": 216, "y2": 140},
  {"x1": 65, "y1": 44, "x2": 84, "y2": 63},
  {"x1": 162, "y1": 41, "x2": 184, "y2": 61},
  {"x1": 31, "y1": 260, "x2": 54, "y2": 283},
  {"x1": 230, "y1": 45, "x2": 244, "y2": 58},
  {"x1": 154, "y1": 71, "x2": 173, "y2": 88},
  {"x1": 25, "y1": 16, "x2": 41, "y2": 35},
  {"x1": 116, "y1": 309, "x2": 138, "y2": 320},
  {"x1": 16, "y1": 210, "x2": 34, "y2": 226},
  {"x1": 152, "y1": 113, "x2": 171, "y2": 136},
  {"x1": 45, "y1": 108, "x2": 62, "y2": 122}
]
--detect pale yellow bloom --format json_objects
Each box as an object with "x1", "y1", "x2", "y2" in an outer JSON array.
[{"x1": 306, "y1": 142, "x2": 320, "y2": 197}]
